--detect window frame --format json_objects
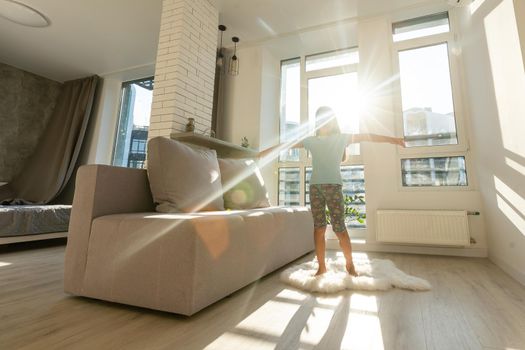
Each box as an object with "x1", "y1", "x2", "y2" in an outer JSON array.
[
  {"x1": 305, "y1": 47, "x2": 360, "y2": 72},
  {"x1": 392, "y1": 12, "x2": 450, "y2": 43},
  {"x1": 395, "y1": 152, "x2": 476, "y2": 192},
  {"x1": 278, "y1": 167, "x2": 302, "y2": 206},
  {"x1": 111, "y1": 76, "x2": 154, "y2": 169},
  {"x1": 278, "y1": 57, "x2": 301, "y2": 163},
  {"x1": 305, "y1": 67, "x2": 362, "y2": 164},
  {"x1": 278, "y1": 48, "x2": 367, "y2": 231},
  {"x1": 391, "y1": 11, "x2": 474, "y2": 191}
]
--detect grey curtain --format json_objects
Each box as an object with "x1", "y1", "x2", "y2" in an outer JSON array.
[{"x1": 0, "y1": 75, "x2": 99, "y2": 204}]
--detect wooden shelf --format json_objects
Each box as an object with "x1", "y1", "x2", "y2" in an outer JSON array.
[{"x1": 170, "y1": 132, "x2": 258, "y2": 158}]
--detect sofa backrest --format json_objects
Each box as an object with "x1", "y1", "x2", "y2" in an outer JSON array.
[{"x1": 64, "y1": 165, "x2": 155, "y2": 294}]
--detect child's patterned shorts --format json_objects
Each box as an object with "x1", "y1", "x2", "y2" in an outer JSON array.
[{"x1": 309, "y1": 184, "x2": 346, "y2": 233}]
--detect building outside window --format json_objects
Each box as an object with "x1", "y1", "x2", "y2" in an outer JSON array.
[
  {"x1": 278, "y1": 168, "x2": 301, "y2": 206},
  {"x1": 401, "y1": 156, "x2": 467, "y2": 187},
  {"x1": 113, "y1": 77, "x2": 154, "y2": 169}
]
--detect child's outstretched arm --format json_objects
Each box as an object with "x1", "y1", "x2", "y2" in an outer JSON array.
[
  {"x1": 346, "y1": 133, "x2": 405, "y2": 147},
  {"x1": 257, "y1": 140, "x2": 304, "y2": 158}
]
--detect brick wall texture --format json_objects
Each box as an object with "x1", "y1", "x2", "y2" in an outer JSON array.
[{"x1": 149, "y1": 0, "x2": 218, "y2": 139}]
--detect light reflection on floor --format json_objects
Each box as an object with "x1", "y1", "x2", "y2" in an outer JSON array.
[{"x1": 205, "y1": 252, "x2": 384, "y2": 350}]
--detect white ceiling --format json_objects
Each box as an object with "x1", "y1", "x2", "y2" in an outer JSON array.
[
  {"x1": 215, "y1": 0, "x2": 360, "y2": 42},
  {"x1": 214, "y1": 0, "x2": 444, "y2": 43},
  {"x1": 0, "y1": 0, "x2": 444, "y2": 82},
  {"x1": 0, "y1": 0, "x2": 163, "y2": 82}
]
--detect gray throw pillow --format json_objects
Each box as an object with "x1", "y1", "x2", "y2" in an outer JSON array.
[
  {"x1": 147, "y1": 137, "x2": 225, "y2": 212},
  {"x1": 218, "y1": 158, "x2": 271, "y2": 210}
]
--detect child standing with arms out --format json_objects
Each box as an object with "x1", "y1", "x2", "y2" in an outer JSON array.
[{"x1": 261, "y1": 106, "x2": 404, "y2": 276}]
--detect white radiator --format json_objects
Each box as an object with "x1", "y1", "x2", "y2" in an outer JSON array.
[{"x1": 376, "y1": 210, "x2": 470, "y2": 247}]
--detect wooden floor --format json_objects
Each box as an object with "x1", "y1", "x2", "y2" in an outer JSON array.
[{"x1": 1, "y1": 240, "x2": 525, "y2": 350}]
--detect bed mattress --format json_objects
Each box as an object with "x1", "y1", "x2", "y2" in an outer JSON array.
[{"x1": 0, "y1": 205, "x2": 71, "y2": 237}]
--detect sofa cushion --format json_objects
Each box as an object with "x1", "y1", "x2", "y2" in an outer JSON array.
[
  {"x1": 147, "y1": 137, "x2": 225, "y2": 212},
  {"x1": 218, "y1": 158, "x2": 271, "y2": 210}
]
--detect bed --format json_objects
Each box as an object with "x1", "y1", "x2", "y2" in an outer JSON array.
[{"x1": 0, "y1": 205, "x2": 70, "y2": 244}]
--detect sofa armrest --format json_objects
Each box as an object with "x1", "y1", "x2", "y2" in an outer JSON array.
[{"x1": 64, "y1": 164, "x2": 154, "y2": 294}]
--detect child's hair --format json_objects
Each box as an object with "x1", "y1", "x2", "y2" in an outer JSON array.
[
  {"x1": 315, "y1": 106, "x2": 341, "y2": 136},
  {"x1": 315, "y1": 106, "x2": 347, "y2": 162}
]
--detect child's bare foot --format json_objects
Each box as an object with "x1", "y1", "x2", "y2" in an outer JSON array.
[
  {"x1": 315, "y1": 266, "x2": 327, "y2": 276},
  {"x1": 346, "y1": 263, "x2": 358, "y2": 277}
]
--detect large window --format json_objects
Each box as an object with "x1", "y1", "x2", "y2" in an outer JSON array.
[
  {"x1": 308, "y1": 72, "x2": 360, "y2": 155},
  {"x1": 113, "y1": 77, "x2": 154, "y2": 169},
  {"x1": 399, "y1": 43, "x2": 457, "y2": 147},
  {"x1": 279, "y1": 59, "x2": 301, "y2": 162},
  {"x1": 278, "y1": 48, "x2": 366, "y2": 230},
  {"x1": 393, "y1": 12, "x2": 470, "y2": 188}
]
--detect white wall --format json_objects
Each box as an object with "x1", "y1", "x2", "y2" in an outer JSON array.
[
  {"x1": 258, "y1": 49, "x2": 281, "y2": 206},
  {"x1": 220, "y1": 8, "x2": 489, "y2": 258},
  {"x1": 457, "y1": 0, "x2": 525, "y2": 284},
  {"x1": 516, "y1": 0, "x2": 525, "y2": 70},
  {"x1": 219, "y1": 46, "x2": 281, "y2": 205},
  {"x1": 220, "y1": 47, "x2": 264, "y2": 148}
]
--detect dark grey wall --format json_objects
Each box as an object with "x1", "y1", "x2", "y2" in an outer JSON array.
[{"x1": 0, "y1": 63, "x2": 62, "y2": 182}]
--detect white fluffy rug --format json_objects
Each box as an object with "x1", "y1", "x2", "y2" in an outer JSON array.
[{"x1": 280, "y1": 257, "x2": 431, "y2": 293}]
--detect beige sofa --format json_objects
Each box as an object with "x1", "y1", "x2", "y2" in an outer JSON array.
[{"x1": 64, "y1": 164, "x2": 313, "y2": 315}]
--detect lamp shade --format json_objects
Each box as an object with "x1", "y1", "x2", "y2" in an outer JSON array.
[
  {"x1": 228, "y1": 55, "x2": 239, "y2": 75},
  {"x1": 228, "y1": 36, "x2": 240, "y2": 76}
]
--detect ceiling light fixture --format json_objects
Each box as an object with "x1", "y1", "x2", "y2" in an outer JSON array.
[
  {"x1": 0, "y1": 0, "x2": 50, "y2": 27},
  {"x1": 216, "y1": 25, "x2": 227, "y2": 68},
  {"x1": 228, "y1": 37, "x2": 240, "y2": 76}
]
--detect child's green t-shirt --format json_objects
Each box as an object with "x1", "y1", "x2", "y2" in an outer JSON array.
[{"x1": 303, "y1": 134, "x2": 347, "y2": 185}]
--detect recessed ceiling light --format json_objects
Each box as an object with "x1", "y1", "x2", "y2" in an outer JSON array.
[{"x1": 0, "y1": 0, "x2": 50, "y2": 27}]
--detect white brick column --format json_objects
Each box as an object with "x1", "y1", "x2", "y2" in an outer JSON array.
[{"x1": 149, "y1": 0, "x2": 218, "y2": 139}]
